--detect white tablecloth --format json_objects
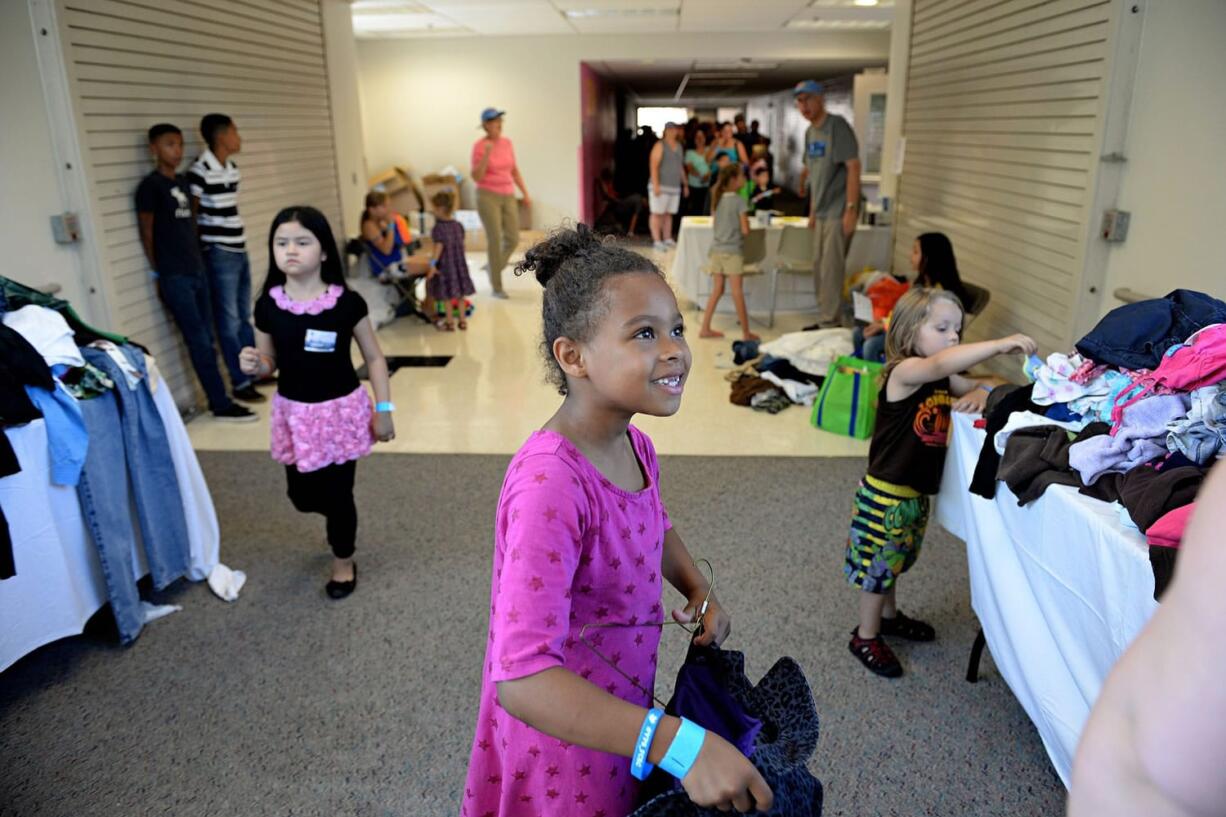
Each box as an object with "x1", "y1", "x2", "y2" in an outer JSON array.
[
  {"x1": 669, "y1": 217, "x2": 893, "y2": 315},
  {"x1": 0, "y1": 381, "x2": 220, "y2": 672},
  {"x1": 935, "y1": 412, "x2": 1159, "y2": 786}
]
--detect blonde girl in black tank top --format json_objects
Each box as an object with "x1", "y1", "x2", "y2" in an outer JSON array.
[{"x1": 844, "y1": 288, "x2": 1037, "y2": 677}]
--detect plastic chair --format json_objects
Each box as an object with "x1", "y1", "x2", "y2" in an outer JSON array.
[
  {"x1": 742, "y1": 228, "x2": 768, "y2": 273},
  {"x1": 962, "y1": 282, "x2": 991, "y2": 329},
  {"x1": 768, "y1": 225, "x2": 816, "y2": 327}
]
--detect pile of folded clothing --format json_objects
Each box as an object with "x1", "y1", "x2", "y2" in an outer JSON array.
[
  {"x1": 725, "y1": 329, "x2": 851, "y2": 414},
  {"x1": 970, "y1": 289, "x2": 1226, "y2": 598}
]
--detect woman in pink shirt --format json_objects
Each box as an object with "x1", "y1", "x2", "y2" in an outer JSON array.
[
  {"x1": 462, "y1": 226, "x2": 773, "y2": 816},
  {"x1": 471, "y1": 108, "x2": 531, "y2": 299}
]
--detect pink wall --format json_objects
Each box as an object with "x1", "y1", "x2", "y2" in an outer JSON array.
[{"x1": 579, "y1": 62, "x2": 617, "y2": 225}]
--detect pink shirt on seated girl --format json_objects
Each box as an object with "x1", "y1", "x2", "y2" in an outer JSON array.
[{"x1": 472, "y1": 137, "x2": 517, "y2": 196}]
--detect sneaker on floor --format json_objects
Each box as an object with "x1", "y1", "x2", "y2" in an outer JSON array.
[
  {"x1": 212, "y1": 404, "x2": 258, "y2": 423},
  {"x1": 663, "y1": 238, "x2": 677, "y2": 248},
  {"x1": 879, "y1": 611, "x2": 936, "y2": 642},
  {"x1": 232, "y1": 385, "x2": 266, "y2": 403},
  {"x1": 491, "y1": 290, "x2": 510, "y2": 300},
  {"x1": 652, "y1": 241, "x2": 667, "y2": 252},
  {"x1": 848, "y1": 628, "x2": 903, "y2": 677}
]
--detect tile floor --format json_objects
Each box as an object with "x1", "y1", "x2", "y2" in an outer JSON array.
[{"x1": 186, "y1": 241, "x2": 869, "y2": 458}]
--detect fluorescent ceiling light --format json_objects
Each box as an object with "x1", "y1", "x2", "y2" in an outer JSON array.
[
  {"x1": 853, "y1": 0, "x2": 879, "y2": 6},
  {"x1": 788, "y1": 18, "x2": 890, "y2": 28},
  {"x1": 564, "y1": 7, "x2": 679, "y2": 18}
]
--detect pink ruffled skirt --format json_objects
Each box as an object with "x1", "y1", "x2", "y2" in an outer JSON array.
[{"x1": 270, "y1": 386, "x2": 375, "y2": 473}]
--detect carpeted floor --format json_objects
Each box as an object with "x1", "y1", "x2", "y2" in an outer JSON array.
[{"x1": 0, "y1": 451, "x2": 1065, "y2": 817}]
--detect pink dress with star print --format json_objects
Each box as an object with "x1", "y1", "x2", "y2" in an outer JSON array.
[{"x1": 462, "y1": 426, "x2": 671, "y2": 817}]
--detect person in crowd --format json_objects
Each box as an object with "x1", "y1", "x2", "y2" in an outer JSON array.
[
  {"x1": 135, "y1": 123, "x2": 256, "y2": 423},
  {"x1": 633, "y1": 125, "x2": 659, "y2": 194},
  {"x1": 844, "y1": 287, "x2": 1035, "y2": 677},
  {"x1": 794, "y1": 80, "x2": 862, "y2": 331},
  {"x1": 239, "y1": 206, "x2": 394, "y2": 600},
  {"x1": 856, "y1": 232, "x2": 970, "y2": 363},
  {"x1": 741, "y1": 159, "x2": 780, "y2": 214},
  {"x1": 463, "y1": 224, "x2": 773, "y2": 817},
  {"x1": 426, "y1": 190, "x2": 476, "y2": 332},
  {"x1": 471, "y1": 107, "x2": 531, "y2": 299},
  {"x1": 1068, "y1": 462, "x2": 1226, "y2": 817},
  {"x1": 706, "y1": 121, "x2": 749, "y2": 169},
  {"x1": 699, "y1": 164, "x2": 757, "y2": 342},
  {"x1": 186, "y1": 113, "x2": 263, "y2": 405},
  {"x1": 733, "y1": 113, "x2": 761, "y2": 153},
  {"x1": 683, "y1": 128, "x2": 712, "y2": 217},
  {"x1": 596, "y1": 168, "x2": 645, "y2": 236},
  {"x1": 647, "y1": 121, "x2": 688, "y2": 252}
]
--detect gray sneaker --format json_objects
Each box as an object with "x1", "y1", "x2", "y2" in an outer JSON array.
[{"x1": 491, "y1": 290, "x2": 510, "y2": 300}]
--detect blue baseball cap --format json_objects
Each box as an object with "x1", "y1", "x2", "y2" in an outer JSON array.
[
  {"x1": 480, "y1": 107, "x2": 505, "y2": 124},
  {"x1": 793, "y1": 80, "x2": 825, "y2": 97}
]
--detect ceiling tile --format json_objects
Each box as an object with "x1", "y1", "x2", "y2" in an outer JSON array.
[
  {"x1": 678, "y1": 0, "x2": 809, "y2": 32},
  {"x1": 420, "y1": 1, "x2": 573, "y2": 34}
]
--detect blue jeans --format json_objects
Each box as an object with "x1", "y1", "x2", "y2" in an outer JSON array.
[
  {"x1": 203, "y1": 245, "x2": 255, "y2": 391},
  {"x1": 158, "y1": 274, "x2": 232, "y2": 411},
  {"x1": 76, "y1": 392, "x2": 145, "y2": 644},
  {"x1": 82, "y1": 346, "x2": 191, "y2": 593},
  {"x1": 853, "y1": 325, "x2": 886, "y2": 363}
]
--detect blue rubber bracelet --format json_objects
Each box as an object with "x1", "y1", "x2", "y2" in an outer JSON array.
[
  {"x1": 631, "y1": 708, "x2": 664, "y2": 781},
  {"x1": 375, "y1": 401, "x2": 395, "y2": 413},
  {"x1": 659, "y1": 717, "x2": 706, "y2": 780}
]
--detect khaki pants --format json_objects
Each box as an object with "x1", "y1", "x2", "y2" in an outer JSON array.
[
  {"x1": 476, "y1": 188, "x2": 520, "y2": 294},
  {"x1": 812, "y1": 216, "x2": 851, "y2": 327}
]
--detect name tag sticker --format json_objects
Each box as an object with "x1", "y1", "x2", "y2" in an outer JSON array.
[
  {"x1": 304, "y1": 329, "x2": 337, "y2": 353},
  {"x1": 807, "y1": 140, "x2": 827, "y2": 159}
]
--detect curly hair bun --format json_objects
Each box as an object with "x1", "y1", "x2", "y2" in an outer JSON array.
[{"x1": 516, "y1": 224, "x2": 604, "y2": 288}]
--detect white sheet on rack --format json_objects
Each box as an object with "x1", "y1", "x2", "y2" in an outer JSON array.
[{"x1": 935, "y1": 411, "x2": 1159, "y2": 786}]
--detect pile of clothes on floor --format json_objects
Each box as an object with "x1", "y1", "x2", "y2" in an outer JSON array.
[
  {"x1": 724, "y1": 329, "x2": 852, "y2": 415},
  {"x1": 971, "y1": 289, "x2": 1226, "y2": 598}
]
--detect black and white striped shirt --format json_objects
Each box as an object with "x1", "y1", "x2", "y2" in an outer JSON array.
[{"x1": 186, "y1": 149, "x2": 246, "y2": 250}]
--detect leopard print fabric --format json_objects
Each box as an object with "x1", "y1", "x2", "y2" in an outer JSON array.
[{"x1": 629, "y1": 646, "x2": 823, "y2": 816}]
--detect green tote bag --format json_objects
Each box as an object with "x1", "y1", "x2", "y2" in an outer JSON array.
[{"x1": 810, "y1": 356, "x2": 884, "y2": 439}]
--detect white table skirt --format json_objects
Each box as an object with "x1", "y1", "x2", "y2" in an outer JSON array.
[
  {"x1": 0, "y1": 380, "x2": 220, "y2": 672},
  {"x1": 669, "y1": 218, "x2": 892, "y2": 316},
  {"x1": 935, "y1": 412, "x2": 1159, "y2": 786}
]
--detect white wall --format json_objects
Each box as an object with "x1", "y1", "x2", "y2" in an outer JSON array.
[
  {"x1": 322, "y1": 0, "x2": 369, "y2": 239},
  {"x1": 357, "y1": 31, "x2": 890, "y2": 229},
  {"x1": 0, "y1": 2, "x2": 94, "y2": 317},
  {"x1": 1100, "y1": 0, "x2": 1226, "y2": 305}
]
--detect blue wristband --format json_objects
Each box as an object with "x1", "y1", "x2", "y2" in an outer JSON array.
[
  {"x1": 631, "y1": 708, "x2": 664, "y2": 781},
  {"x1": 375, "y1": 401, "x2": 395, "y2": 413},
  {"x1": 659, "y1": 717, "x2": 706, "y2": 780}
]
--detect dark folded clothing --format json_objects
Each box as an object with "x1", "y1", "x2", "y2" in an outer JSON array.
[
  {"x1": 1149, "y1": 546, "x2": 1177, "y2": 601},
  {"x1": 1117, "y1": 465, "x2": 1205, "y2": 533},
  {"x1": 729, "y1": 374, "x2": 778, "y2": 406},
  {"x1": 998, "y1": 422, "x2": 1112, "y2": 505},
  {"x1": 755, "y1": 355, "x2": 824, "y2": 386},
  {"x1": 971, "y1": 384, "x2": 1043, "y2": 499}
]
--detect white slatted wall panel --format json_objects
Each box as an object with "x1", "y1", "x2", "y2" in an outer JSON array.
[
  {"x1": 894, "y1": 0, "x2": 1116, "y2": 355},
  {"x1": 54, "y1": 0, "x2": 343, "y2": 410}
]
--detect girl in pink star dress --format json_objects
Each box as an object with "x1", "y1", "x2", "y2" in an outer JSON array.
[{"x1": 462, "y1": 226, "x2": 773, "y2": 817}]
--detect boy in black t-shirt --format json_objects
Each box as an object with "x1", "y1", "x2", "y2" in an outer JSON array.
[{"x1": 134, "y1": 123, "x2": 254, "y2": 422}]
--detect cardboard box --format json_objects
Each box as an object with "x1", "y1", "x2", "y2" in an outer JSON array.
[{"x1": 368, "y1": 166, "x2": 423, "y2": 216}]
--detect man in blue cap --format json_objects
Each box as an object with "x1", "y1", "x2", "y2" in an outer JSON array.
[{"x1": 794, "y1": 80, "x2": 860, "y2": 330}]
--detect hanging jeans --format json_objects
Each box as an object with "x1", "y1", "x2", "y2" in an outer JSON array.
[
  {"x1": 76, "y1": 392, "x2": 146, "y2": 643},
  {"x1": 81, "y1": 346, "x2": 191, "y2": 590}
]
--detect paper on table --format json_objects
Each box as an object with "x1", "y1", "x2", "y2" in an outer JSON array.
[{"x1": 852, "y1": 291, "x2": 874, "y2": 323}]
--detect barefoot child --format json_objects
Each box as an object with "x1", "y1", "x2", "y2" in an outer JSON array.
[{"x1": 699, "y1": 164, "x2": 758, "y2": 341}]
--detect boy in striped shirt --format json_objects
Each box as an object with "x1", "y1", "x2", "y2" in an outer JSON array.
[{"x1": 187, "y1": 113, "x2": 263, "y2": 403}]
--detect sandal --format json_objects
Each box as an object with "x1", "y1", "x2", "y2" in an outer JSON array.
[
  {"x1": 457, "y1": 319, "x2": 468, "y2": 331},
  {"x1": 849, "y1": 629, "x2": 903, "y2": 677},
  {"x1": 879, "y1": 611, "x2": 936, "y2": 642},
  {"x1": 433, "y1": 318, "x2": 449, "y2": 331}
]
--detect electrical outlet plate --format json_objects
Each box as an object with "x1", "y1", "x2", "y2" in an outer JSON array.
[{"x1": 1101, "y1": 209, "x2": 1130, "y2": 242}]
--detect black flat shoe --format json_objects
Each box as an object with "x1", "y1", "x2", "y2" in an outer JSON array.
[
  {"x1": 879, "y1": 610, "x2": 936, "y2": 642},
  {"x1": 326, "y1": 563, "x2": 357, "y2": 600}
]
